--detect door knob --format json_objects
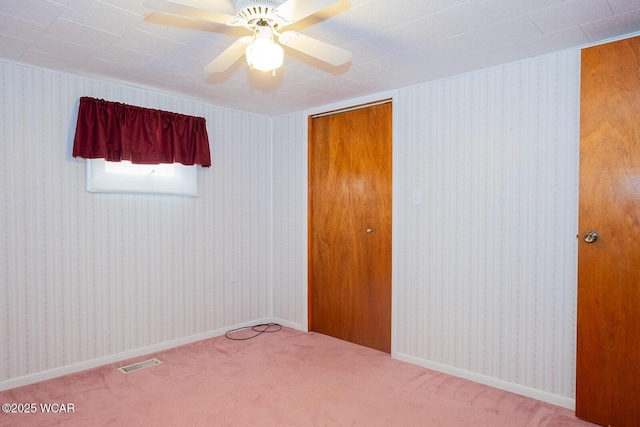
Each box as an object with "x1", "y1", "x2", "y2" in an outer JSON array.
[
  {"x1": 583, "y1": 231, "x2": 599, "y2": 243},
  {"x1": 366, "y1": 228, "x2": 373, "y2": 233}
]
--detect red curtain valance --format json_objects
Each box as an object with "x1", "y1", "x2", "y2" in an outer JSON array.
[{"x1": 73, "y1": 97, "x2": 211, "y2": 167}]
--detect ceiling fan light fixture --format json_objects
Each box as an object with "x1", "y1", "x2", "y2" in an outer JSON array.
[
  {"x1": 147, "y1": 0, "x2": 352, "y2": 74},
  {"x1": 246, "y1": 38, "x2": 284, "y2": 72},
  {"x1": 245, "y1": 23, "x2": 284, "y2": 73}
]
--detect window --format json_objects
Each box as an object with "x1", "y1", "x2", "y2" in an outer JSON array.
[{"x1": 86, "y1": 159, "x2": 197, "y2": 196}]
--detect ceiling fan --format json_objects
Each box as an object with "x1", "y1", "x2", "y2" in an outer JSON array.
[{"x1": 143, "y1": 0, "x2": 352, "y2": 74}]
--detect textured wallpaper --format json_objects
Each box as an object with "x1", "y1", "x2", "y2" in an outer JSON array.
[
  {"x1": 398, "y1": 52, "x2": 580, "y2": 406},
  {"x1": 0, "y1": 61, "x2": 273, "y2": 388},
  {"x1": 3, "y1": 49, "x2": 582, "y2": 408},
  {"x1": 272, "y1": 113, "x2": 306, "y2": 328},
  {"x1": 272, "y1": 50, "x2": 581, "y2": 407}
]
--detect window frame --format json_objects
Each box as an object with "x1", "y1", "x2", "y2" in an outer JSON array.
[{"x1": 86, "y1": 159, "x2": 198, "y2": 196}]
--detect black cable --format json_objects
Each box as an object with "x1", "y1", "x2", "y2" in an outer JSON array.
[{"x1": 225, "y1": 323, "x2": 282, "y2": 340}]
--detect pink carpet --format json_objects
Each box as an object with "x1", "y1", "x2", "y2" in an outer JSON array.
[{"x1": 0, "y1": 327, "x2": 594, "y2": 426}]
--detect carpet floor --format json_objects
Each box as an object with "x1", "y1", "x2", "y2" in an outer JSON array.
[{"x1": 0, "y1": 327, "x2": 595, "y2": 426}]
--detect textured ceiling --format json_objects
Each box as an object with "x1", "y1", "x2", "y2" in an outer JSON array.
[{"x1": 2, "y1": 0, "x2": 640, "y2": 116}]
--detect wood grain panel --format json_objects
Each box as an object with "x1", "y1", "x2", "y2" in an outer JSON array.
[
  {"x1": 309, "y1": 102, "x2": 392, "y2": 353},
  {"x1": 577, "y1": 36, "x2": 640, "y2": 426}
]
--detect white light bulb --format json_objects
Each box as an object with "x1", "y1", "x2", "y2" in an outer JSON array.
[{"x1": 246, "y1": 38, "x2": 284, "y2": 72}]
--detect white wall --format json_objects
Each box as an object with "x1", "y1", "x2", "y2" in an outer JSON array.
[
  {"x1": 272, "y1": 50, "x2": 581, "y2": 408},
  {"x1": 2, "y1": 49, "x2": 582, "y2": 408},
  {"x1": 0, "y1": 61, "x2": 273, "y2": 389},
  {"x1": 272, "y1": 112, "x2": 307, "y2": 329}
]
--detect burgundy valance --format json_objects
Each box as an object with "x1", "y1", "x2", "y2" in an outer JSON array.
[{"x1": 73, "y1": 97, "x2": 211, "y2": 167}]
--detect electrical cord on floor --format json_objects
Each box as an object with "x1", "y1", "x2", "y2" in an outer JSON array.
[{"x1": 225, "y1": 323, "x2": 282, "y2": 340}]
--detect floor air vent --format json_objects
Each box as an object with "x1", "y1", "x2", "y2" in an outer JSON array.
[{"x1": 118, "y1": 358, "x2": 162, "y2": 373}]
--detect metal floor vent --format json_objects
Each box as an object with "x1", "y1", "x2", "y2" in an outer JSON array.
[{"x1": 118, "y1": 358, "x2": 161, "y2": 373}]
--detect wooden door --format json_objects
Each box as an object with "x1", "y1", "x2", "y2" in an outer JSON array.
[
  {"x1": 308, "y1": 101, "x2": 392, "y2": 353},
  {"x1": 576, "y1": 36, "x2": 640, "y2": 426}
]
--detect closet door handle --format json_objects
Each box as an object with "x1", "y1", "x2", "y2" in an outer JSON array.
[{"x1": 583, "y1": 231, "x2": 599, "y2": 243}]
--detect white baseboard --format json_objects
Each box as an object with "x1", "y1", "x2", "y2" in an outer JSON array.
[
  {"x1": 3, "y1": 321, "x2": 572, "y2": 413},
  {"x1": 269, "y1": 317, "x2": 304, "y2": 331},
  {"x1": 0, "y1": 317, "x2": 275, "y2": 392},
  {"x1": 395, "y1": 352, "x2": 576, "y2": 410}
]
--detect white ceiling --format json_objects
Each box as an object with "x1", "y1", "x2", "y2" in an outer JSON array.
[{"x1": 2, "y1": 0, "x2": 640, "y2": 116}]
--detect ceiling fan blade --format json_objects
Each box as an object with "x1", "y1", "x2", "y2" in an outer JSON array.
[
  {"x1": 143, "y1": 0, "x2": 241, "y2": 26},
  {"x1": 204, "y1": 36, "x2": 253, "y2": 73},
  {"x1": 273, "y1": 0, "x2": 340, "y2": 26},
  {"x1": 279, "y1": 31, "x2": 351, "y2": 66}
]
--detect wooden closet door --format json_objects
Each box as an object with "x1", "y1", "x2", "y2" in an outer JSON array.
[
  {"x1": 576, "y1": 36, "x2": 640, "y2": 426},
  {"x1": 308, "y1": 101, "x2": 392, "y2": 353}
]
